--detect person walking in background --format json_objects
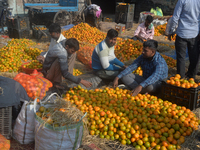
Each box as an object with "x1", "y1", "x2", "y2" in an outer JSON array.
[
  {"x1": 132, "y1": 15, "x2": 154, "y2": 42},
  {"x1": 168, "y1": 0, "x2": 200, "y2": 79}
]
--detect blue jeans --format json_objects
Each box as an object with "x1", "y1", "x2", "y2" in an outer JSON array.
[{"x1": 121, "y1": 73, "x2": 162, "y2": 94}]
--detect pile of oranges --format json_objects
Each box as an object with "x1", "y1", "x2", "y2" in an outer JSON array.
[
  {"x1": 166, "y1": 74, "x2": 200, "y2": 89},
  {"x1": 159, "y1": 43, "x2": 175, "y2": 50},
  {"x1": 34, "y1": 27, "x2": 47, "y2": 30},
  {"x1": 132, "y1": 67, "x2": 143, "y2": 76},
  {"x1": 62, "y1": 23, "x2": 106, "y2": 45},
  {"x1": 63, "y1": 86, "x2": 199, "y2": 150},
  {"x1": 23, "y1": 60, "x2": 43, "y2": 69},
  {"x1": 154, "y1": 24, "x2": 167, "y2": 36},
  {"x1": 161, "y1": 55, "x2": 176, "y2": 68},
  {"x1": 0, "y1": 39, "x2": 41, "y2": 72},
  {"x1": 0, "y1": 133, "x2": 10, "y2": 150},
  {"x1": 73, "y1": 68, "x2": 83, "y2": 76},
  {"x1": 154, "y1": 24, "x2": 176, "y2": 41},
  {"x1": 115, "y1": 39, "x2": 143, "y2": 62}
]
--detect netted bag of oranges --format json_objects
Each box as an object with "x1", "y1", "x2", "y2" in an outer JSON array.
[
  {"x1": 0, "y1": 134, "x2": 10, "y2": 150},
  {"x1": 77, "y1": 42, "x2": 95, "y2": 69},
  {"x1": 14, "y1": 70, "x2": 53, "y2": 100}
]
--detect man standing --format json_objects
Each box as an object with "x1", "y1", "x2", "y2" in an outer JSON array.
[
  {"x1": 92, "y1": 29, "x2": 126, "y2": 80},
  {"x1": 37, "y1": 23, "x2": 76, "y2": 74},
  {"x1": 168, "y1": 0, "x2": 200, "y2": 79},
  {"x1": 132, "y1": 15, "x2": 154, "y2": 42},
  {"x1": 42, "y1": 38, "x2": 92, "y2": 89},
  {"x1": 113, "y1": 40, "x2": 168, "y2": 96}
]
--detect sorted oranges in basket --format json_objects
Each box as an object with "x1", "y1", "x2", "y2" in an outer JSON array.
[{"x1": 166, "y1": 74, "x2": 200, "y2": 88}]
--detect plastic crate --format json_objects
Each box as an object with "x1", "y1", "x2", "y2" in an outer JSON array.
[
  {"x1": 59, "y1": 0, "x2": 77, "y2": 6},
  {"x1": 161, "y1": 81, "x2": 200, "y2": 110},
  {"x1": 6, "y1": 16, "x2": 30, "y2": 30},
  {"x1": 0, "y1": 107, "x2": 12, "y2": 139},
  {"x1": 32, "y1": 25, "x2": 50, "y2": 42},
  {"x1": 8, "y1": 28, "x2": 30, "y2": 39}
]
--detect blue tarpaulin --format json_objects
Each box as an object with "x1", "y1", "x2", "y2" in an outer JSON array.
[
  {"x1": 61, "y1": 24, "x2": 75, "y2": 31},
  {"x1": 163, "y1": 48, "x2": 189, "y2": 60}
]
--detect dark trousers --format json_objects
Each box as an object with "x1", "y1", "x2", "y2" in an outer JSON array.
[
  {"x1": 132, "y1": 36, "x2": 144, "y2": 43},
  {"x1": 175, "y1": 35, "x2": 198, "y2": 78}
]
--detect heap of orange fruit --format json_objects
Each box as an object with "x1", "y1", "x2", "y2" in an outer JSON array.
[
  {"x1": 161, "y1": 55, "x2": 176, "y2": 68},
  {"x1": 63, "y1": 86, "x2": 199, "y2": 150},
  {"x1": 23, "y1": 60, "x2": 43, "y2": 69},
  {"x1": 62, "y1": 23, "x2": 107, "y2": 45},
  {"x1": 154, "y1": 24, "x2": 176, "y2": 41},
  {"x1": 159, "y1": 43, "x2": 175, "y2": 50},
  {"x1": 154, "y1": 24, "x2": 167, "y2": 36},
  {"x1": 115, "y1": 39, "x2": 143, "y2": 62},
  {"x1": 133, "y1": 67, "x2": 143, "y2": 76},
  {"x1": 34, "y1": 27, "x2": 47, "y2": 30},
  {"x1": 73, "y1": 68, "x2": 83, "y2": 76},
  {"x1": 0, "y1": 39, "x2": 41, "y2": 72},
  {"x1": 166, "y1": 74, "x2": 200, "y2": 89},
  {"x1": 0, "y1": 134, "x2": 10, "y2": 150}
]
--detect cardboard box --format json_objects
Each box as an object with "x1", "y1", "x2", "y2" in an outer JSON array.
[{"x1": 115, "y1": 23, "x2": 125, "y2": 34}]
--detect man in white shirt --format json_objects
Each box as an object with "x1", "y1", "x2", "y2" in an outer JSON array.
[{"x1": 37, "y1": 23, "x2": 76, "y2": 74}]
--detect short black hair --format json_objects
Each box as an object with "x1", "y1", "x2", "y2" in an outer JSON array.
[
  {"x1": 146, "y1": 15, "x2": 153, "y2": 23},
  {"x1": 106, "y1": 29, "x2": 118, "y2": 39},
  {"x1": 49, "y1": 23, "x2": 61, "y2": 33},
  {"x1": 143, "y1": 40, "x2": 158, "y2": 51},
  {"x1": 65, "y1": 38, "x2": 79, "y2": 51}
]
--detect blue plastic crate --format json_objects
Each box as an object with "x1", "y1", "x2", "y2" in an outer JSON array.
[{"x1": 59, "y1": 0, "x2": 77, "y2": 6}]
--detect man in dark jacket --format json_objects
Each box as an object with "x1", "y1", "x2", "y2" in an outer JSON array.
[{"x1": 42, "y1": 38, "x2": 92, "y2": 89}]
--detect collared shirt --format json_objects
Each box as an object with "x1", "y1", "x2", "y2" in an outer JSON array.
[
  {"x1": 43, "y1": 34, "x2": 66, "y2": 58},
  {"x1": 117, "y1": 52, "x2": 168, "y2": 88},
  {"x1": 169, "y1": 0, "x2": 200, "y2": 39},
  {"x1": 134, "y1": 22, "x2": 154, "y2": 40},
  {"x1": 92, "y1": 40, "x2": 124, "y2": 71}
]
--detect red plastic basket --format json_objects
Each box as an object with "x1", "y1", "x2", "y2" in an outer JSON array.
[{"x1": 21, "y1": 62, "x2": 42, "y2": 74}]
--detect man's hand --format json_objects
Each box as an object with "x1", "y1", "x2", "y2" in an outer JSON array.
[
  {"x1": 113, "y1": 77, "x2": 119, "y2": 88},
  {"x1": 130, "y1": 85, "x2": 143, "y2": 96},
  {"x1": 80, "y1": 79, "x2": 92, "y2": 88},
  {"x1": 37, "y1": 55, "x2": 45, "y2": 64},
  {"x1": 168, "y1": 34, "x2": 173, "y2": 41}
]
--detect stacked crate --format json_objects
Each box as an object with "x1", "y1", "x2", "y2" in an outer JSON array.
[
  {"x1": 6, "y1": 16, "x2": 30, "y2": 39},
  {"x1": 0, "y1": 107, "x2": 12, "y2": 139},
  {"x1": 115, "y1": 3, "x2": 135, "y2": 29}
]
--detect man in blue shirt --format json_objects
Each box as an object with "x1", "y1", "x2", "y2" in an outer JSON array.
[
  {"x1": 113, "y1": 40, "x2": 168, "y2": 96},
  {"x1": 92, "y1": 29, "x2": 126, "y2": 80},
  {"x1": 168, "y1": 0, "x2": 200, "y2": 79}
]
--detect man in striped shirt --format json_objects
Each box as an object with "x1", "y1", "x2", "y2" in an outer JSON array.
[{"x1": 92, "y1": 29, "x2": 127, "y2": 80}]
